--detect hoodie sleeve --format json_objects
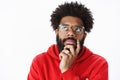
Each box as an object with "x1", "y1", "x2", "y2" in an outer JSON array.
[
  {"x1": 60, "y1": 57, "x2": 108, "y2": 80},
  {"x1": 27, "y1": 55, "x2": 45, "y2": 80},
  {"x1": 60, "y1": 63, "x2": 108, "y2": 80},
  {"x1": 27, "y1": 58, "x2": 39, "y2": 80},
  {"x1": 86, "y1": 56, "x2": 108, "y2": 80},
  {"x1": 89, "y1": 61, "x2": 108, "y2": 80}
]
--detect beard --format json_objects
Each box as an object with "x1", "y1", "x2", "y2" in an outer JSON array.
[{"x1": 56, "y1": 35, "x2": 85, "y2": 53}]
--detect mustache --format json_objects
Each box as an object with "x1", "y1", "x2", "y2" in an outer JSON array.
[{"x1": 63, "y1": 37, "x2": 77, "y2": 43}]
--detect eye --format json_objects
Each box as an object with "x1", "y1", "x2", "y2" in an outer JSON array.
[
  {"x1": 73, "y1": 27, "x2": 81, "y2": 32},
  {"x1": 59, "y1": 25, "x2": 68, "y2": 31}
]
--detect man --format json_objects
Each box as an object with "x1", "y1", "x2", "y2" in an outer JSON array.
[{"x1": 28, "y1": 2, "x2": 108, "y2": 80}]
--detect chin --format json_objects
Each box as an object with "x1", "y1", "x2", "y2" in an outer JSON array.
[{"x1": 64, "y1": 43, "x2": 77, "y2": 50}]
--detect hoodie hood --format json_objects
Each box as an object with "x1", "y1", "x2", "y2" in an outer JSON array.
[{"x1": 47, "y1": 44, "x2": 93, "y2": 63}]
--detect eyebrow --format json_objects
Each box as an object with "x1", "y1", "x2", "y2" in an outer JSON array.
[
  {"x1": 60, "y1": 24, "x2": 69, "y2": 26},
  {"x1": 61, "y1": 23, "x2": 83, "y2": 28}
]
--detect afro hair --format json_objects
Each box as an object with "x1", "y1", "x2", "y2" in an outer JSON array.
[{"x1": 50, "y1": 2, "x2": 94, "y2": 33}]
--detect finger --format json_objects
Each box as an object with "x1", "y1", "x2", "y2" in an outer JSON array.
[
  {"x1": 64, "y1": 45, "x2": 75, "y2": 55},
  {"x1": 76, "y1": 40, "x2": 80, "y2": 54},
  {"x1": 59, "y1": 53, "x2": 62, "y2": 60},
  {"x1": 64, "y1": 49, "x2": 70, "y2": 54},
  {"x1": 59, "y1": 50, "x2": 70, "y2": 60}
]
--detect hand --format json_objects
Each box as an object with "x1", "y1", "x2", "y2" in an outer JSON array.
[
  {"x1": 85, "y1": 78, "x2": 89, "y2": 80},
  {"x1": 59, "y1": 40, "x2": 80, "y2": 73}
]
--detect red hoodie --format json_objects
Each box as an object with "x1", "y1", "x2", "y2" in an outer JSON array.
[{"x1": 28, "y1": 44, "x2": 108, "y2": 80}]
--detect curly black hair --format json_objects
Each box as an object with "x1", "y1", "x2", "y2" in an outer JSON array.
[{"x1": 50, "y1": 2, "x2": 94, "y2": 33}]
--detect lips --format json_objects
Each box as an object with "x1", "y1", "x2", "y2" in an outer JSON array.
[{"x1": 65, "y1": 39, "x2": 76, "y2": 45}]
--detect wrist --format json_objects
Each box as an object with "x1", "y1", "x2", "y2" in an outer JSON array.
[{"x1": 60, "y1": 67, "x2": 69, "y2": 73}]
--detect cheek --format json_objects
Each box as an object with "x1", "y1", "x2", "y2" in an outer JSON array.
[
  {"x1": 78, "y1": 34, "x2": 85, "y2": 41},
  {"x1": 58, "y1": 31, "x2": 66, "y2": 40}
]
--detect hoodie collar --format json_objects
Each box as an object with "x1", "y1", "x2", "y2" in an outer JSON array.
[{"x1": 47, "y1": 44, "x2": 93, "y2": 63}]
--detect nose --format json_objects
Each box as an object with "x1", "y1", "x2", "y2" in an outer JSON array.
[{"x1": 67, "y1": 28, "x2": 76, "y2": 37}]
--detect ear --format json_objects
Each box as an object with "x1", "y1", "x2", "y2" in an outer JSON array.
[
  {"x1": 83, "y1": 32, "x2": 87, "y2": 39},
  {"x1": 55, "y1": 29, "x2": 59, "y2": 35}
]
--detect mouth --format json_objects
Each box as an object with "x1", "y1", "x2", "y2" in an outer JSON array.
[{"x1": 64, "y1": 39, "x2": 76, "y2": 46}]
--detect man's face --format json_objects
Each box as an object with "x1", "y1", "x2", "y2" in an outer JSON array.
[{"x1": 55, "y1": 16, "x2": 86, "y2": 52}]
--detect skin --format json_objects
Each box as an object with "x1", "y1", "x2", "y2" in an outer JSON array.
[{"x1": 55, "y1": 16, "x2": 87, "y2": 73}]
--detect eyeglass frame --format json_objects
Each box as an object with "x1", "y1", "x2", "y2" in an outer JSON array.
[{"x1": 58, "y1": 24, "x2": 85, "y2": 35}]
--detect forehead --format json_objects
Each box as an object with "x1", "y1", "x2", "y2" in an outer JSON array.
[{"x1": 60, "y1": 16, "x2": 83, "y2": 26}]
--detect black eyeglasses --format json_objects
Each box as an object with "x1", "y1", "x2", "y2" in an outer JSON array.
[{"x1": 59, "y1": 24, "x2": 84, "y2": 34}]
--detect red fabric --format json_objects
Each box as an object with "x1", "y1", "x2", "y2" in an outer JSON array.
[{"x1": 28, "y1": 44, "x2": 108, "y2": 80}]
